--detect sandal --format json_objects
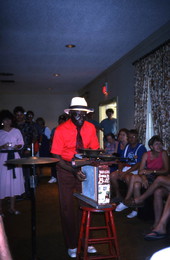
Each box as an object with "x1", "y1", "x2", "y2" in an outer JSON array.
[{"x1": 144, "y1": 231, "x2": 167, "y2": 240}]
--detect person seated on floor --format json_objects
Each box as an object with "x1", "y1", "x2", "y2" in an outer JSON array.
[
  {"x1": 123, "y1": 135, "x2": 169, "y2": 218},
  {"x1": 117, "y1": 128, "x2": 129, "y2": 158},
  {"x1": 125, "y1": 174, "x2": 170, "y2": 240},
  {"x1": 110, "y1": 129, "x2": 147, "y2": 218}
]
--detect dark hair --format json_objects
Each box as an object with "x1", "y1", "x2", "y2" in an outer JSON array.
[
  {"x1": 0, "y1": 110, "x2": 14, "y2": 128},
  {"x1": 36, "y1": 117, "x2": 45, "y2": 126},
  {"x1": 13, "y1": 106, "x2": 25, "y2": 114},
  {"x1": 148, "y1": 135, "x2": 163, "y2": 148},
  {"x1": 26, "y1": 110, "x2": 34, "y2": 117},
  {"x1": 105, "y1": 133, "x2": 115, "y2": 140},
  {"x1": 118, "y1": 128, "x2": 129, "y2": 138},
  {"x1": 128, "y1": 129, "x2": 138, "y2": 136},
  {"x1": 106, "y1": 108, "x2": 114, "y2": 114},
  {"x1": 58, "y1": 114, "x2": 67, "y2": 122}
]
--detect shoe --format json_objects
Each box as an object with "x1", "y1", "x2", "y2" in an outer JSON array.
[
  {"x1": 48, "y1": 177, "x2": 57, "y2": 183},
  {"x1": 88, "y1": 246, "x2": 97, "y2": 253},
  {"x1": 144, "y1": 231, "x2": 167, "y2": 241},
  {"x1": 115, "y1": 202, "x2": 128, "y2": 212},
  {"x1": 127, "y1": 210, "x2": 138, "y2": 218},
  {"x1": 68, "y1": 248, "x2": 77, "y2": 258},
  {"x1": 8, "y1": 209, "x2": 20, "y2": 215}
]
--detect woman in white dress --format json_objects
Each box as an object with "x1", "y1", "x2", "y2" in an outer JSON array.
[{"x1": 0, "y1": 110, "x2": 25, "y2": 216}]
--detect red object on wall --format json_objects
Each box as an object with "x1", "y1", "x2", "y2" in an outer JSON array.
[{"x1": 102, "y1": 83, "x2": 108, "y2": 96}]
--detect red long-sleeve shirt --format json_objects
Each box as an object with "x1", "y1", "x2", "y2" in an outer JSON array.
[{"x1": 51, "y1": 119, "x2": 99, "y2": 161}]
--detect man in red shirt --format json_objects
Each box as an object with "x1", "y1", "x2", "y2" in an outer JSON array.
[{"x1": 51, "y1": 97, "x2": 99, "y2": 258}]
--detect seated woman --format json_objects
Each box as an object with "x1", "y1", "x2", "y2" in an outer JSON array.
[
  {"x1": 124, "y1": 135, "x2": 169, "y2": 218},
  {"x1": 117, "y1": 128, "x2": 129, "y2": 158},
  {"x1": 105, "y1": 133, "x2": 118, "y2": 154}
]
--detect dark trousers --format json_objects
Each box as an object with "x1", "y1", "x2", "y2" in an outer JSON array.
[{"x1": 57, "y1": 165, "x2": 82, "y2": 249}]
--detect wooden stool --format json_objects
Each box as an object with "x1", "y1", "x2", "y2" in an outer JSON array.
[{"x1": 77, "y1": 205, "x2": 120, "y2": 260}]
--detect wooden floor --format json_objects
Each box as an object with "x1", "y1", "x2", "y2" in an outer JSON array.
[{"x1": 2, "y1": 167, "x2": 170, "y2": 260}]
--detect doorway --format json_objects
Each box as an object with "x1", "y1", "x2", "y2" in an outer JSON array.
[{"x1": 99, "y1": 98, "x2": 118, "y2": 148}]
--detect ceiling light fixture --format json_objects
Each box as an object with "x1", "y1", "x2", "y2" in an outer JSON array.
[
  {"x1": 53, "y1": 73, "x2": 61, "y2": 77},
  {"x1": 65, "y1": 44, "x2": 76, "y2": 48}
]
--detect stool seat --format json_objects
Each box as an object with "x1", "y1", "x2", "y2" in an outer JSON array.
[{"x1": 77, "y1": 205, "x2": 120, "y2": 260}]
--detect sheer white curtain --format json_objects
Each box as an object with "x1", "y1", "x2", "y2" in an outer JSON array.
[{"x1": 145, "y1": 80, "x2": 154, "y2": 150}]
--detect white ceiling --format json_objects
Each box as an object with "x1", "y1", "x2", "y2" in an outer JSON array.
[{"x1": 0, "y1": 0, "x2": 170, "y2": 94}]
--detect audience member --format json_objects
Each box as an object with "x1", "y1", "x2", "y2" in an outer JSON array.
[
  {"x1": 0, "y1": 110, "x2": 25, "y2": 215},
  {"x1": 48, "y1": 114, "x2": 68, "y2": 184},
  {"x1": 86, "y1": 111, "x2": 100, "y2": 134},
  {"x1": 26, "y1": 110, "x2": 42, "y2": 155},
  {"x1": 123, "y1": 135, "x2": 169, "y2": 218},
  {"x1": 13, "y1": 106, "x2": 38, "y2": 155},
  {"x1": 125, "y1": 175, "x2": 170, "y2": 239},
  {"x1": 13, "y1": 106, "x2": 38, "y2": 198},
  {"x1": 99, "y1": 108, "x2": 117, "y2": 146},
  {"x1": 110, "y1": 129, "x2": 147, "y2": 218},
  {"x1": 51, "y1": 97, "x2": 99, "y2": 258},
  {"x1": 36, "y1": 117, "x2": 51, "y2": 158},
  {"x1": 105, "y1": 133, "x2": 118, "y2": 154},
  {"x1": 117, "y1": 128, "x2": 129, "y2": 157},
  {"x1": 0, "y1": 216, "x2": 13, "y2": 260}
]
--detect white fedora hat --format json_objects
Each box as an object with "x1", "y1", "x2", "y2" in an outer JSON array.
[{"x1": 64, "y1": 97, "x2": 93, "y2": 114}]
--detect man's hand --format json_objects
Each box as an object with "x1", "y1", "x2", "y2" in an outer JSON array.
[{"x1": 75, "y1": 170, "x2": 86, "y2": 182}]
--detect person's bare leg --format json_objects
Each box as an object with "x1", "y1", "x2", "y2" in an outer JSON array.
[
  {"x1": 125, "y1": 175, "x2": 142, "y2": 200},
  {"x1": 110, "y1": 171, "x2": 121, "y2": 198},
  {"x1": 152, "y1": 193, "x2": 170, "y2": 234},
  {"x1": 135, "y1": 176, "x2": 170, "y2": 204},
  {"x1": 153, "y1": 188, "x2": 168, "y2": 228},
  {"x1": 133, "y1": 181, "x2": 142, "y2": 198}
]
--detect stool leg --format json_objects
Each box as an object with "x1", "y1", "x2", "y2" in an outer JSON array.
[
  {"x1": 83, "y1": 210, "x2": 91, "y2": 260},
  {"x1": 109, "y1": 210, "x2": 120, "y2": 259},
  {"x1": 77, "y1": 210, "x2": 87, "y2": 259},
  {"x1": 105, "y1": 211, "x2": 114, "y2": 256}
]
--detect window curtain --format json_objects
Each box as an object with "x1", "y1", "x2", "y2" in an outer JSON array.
[{"x1": 134, "y1": 41, "x2": 170, "y2": 151}]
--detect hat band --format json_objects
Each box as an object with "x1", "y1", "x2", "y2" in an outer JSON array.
[{"x1": 69, "y1": 105, "x2": 89, "y2": 109}]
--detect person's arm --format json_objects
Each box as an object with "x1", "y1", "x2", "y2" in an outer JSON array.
[
  {"x1": 122, "y1": 162, "x2": 141, "y2": 174},
  {"x1": 138, "y1": 152, "x2": 148, "y2": 175},
  {"x1": 52, "y1": 154, "x2": 86, "y2": 182},
  {"x1": 159, "y1": 150, "x2": 169, "y2": 174},
  {"x1": 0, "y1": 216, "x2": 13, "y2": 260}
]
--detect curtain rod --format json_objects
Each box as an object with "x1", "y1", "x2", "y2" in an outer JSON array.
[{"x1": 132, "y1": 39, "x2": 170, "y2": 65}]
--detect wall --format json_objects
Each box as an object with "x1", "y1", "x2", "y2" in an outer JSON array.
[
  {"x1": 0, "y1": 92, "x2": 74, "y2": 130},
  {"x1": 79, "y1": 22, "x2": 170, "y2": 131}
]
